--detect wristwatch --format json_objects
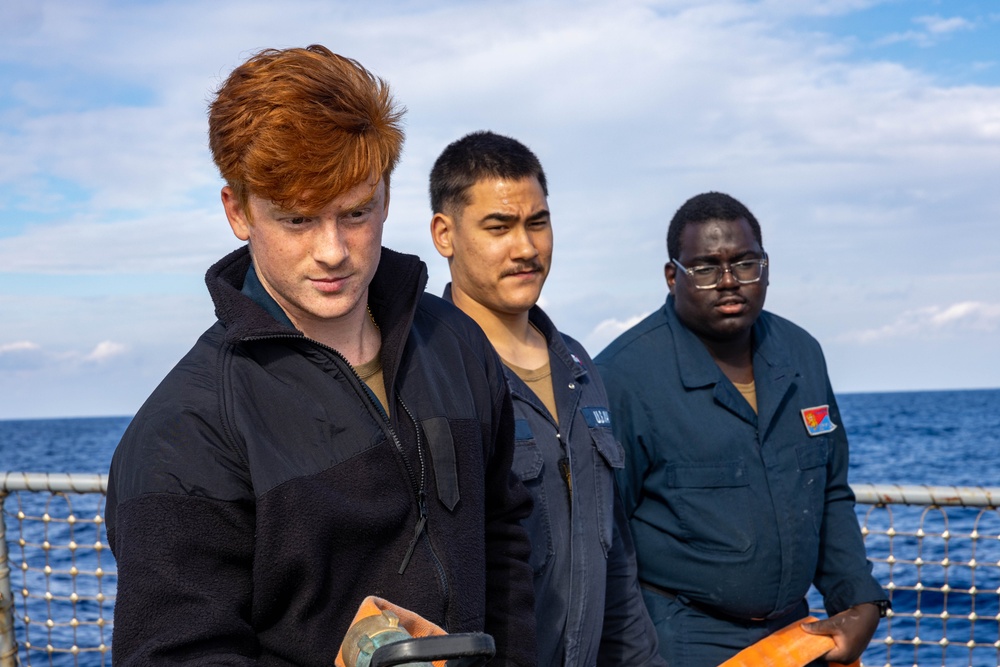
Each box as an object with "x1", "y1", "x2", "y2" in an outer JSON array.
[{"x1": 871, "y1": 599, "x2": 891, "y2": 618}]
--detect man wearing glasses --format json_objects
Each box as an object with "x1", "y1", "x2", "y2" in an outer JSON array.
[{"x1": 596, "y1": 192, "x2": 888, "y2": 666}]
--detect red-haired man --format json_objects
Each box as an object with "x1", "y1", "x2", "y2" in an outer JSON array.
[{"x1": 106, "y1": 46, "x2": 536, "y2": 666}]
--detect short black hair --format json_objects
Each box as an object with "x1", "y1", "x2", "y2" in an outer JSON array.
[
  {"x1": 667, "y1": 191, "x2": 763, "y2": 259},
  {"x1": 429, "y1": 131, "x2": 548, "y2": 216}
]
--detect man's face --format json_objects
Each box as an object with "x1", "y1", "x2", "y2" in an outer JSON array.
[
  {"x1": 665, "y1": 217, "x2": 767, "y2": 343},
  {"x1": 431, "y1": 176, "x2": 552, "y2": 318},
  {"x1": 222, "y1": 178, "x2": 388, "y2": 332}
]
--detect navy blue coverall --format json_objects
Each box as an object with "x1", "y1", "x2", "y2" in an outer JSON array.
[
  {"x1": 596, "y1": 295, "x2": 887, "y2": 665},
  {"x1": 447, "y1": 286, "x2": 664, "y2": 666}
]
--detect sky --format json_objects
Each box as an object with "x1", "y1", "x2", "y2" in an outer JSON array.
[{"x1": 1, "y1": 0, "x2": 998, "y2": 419}]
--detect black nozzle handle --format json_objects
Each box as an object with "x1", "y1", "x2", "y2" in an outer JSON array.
[{"x1": 368, "y1": 632, "x2": 495, "y2": 667}]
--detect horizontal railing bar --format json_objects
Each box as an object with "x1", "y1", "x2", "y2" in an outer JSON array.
[
  {"x1": 852, "y1": 483, "x2": 1000, "y2": 507},
  {"x1": 0, "y1": 472, "x2": 108, "y2": 494},
  {"x1": 3, "y1": 474, "x2": 1000, "y2": 507}
]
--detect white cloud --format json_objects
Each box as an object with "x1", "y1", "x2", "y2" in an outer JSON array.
[
  {"x1": 877, "y1": 14, "x2": 976, "y2": 47},
  {"x1": 0, "y1": 341, "x2": 41, "y2": 354},
  {"x1": 915, "y1": 15, "x2": 975, "y2": 35},
  {"x1": 838, "y1": 302, "x2": 1000, "y2": 344},
  {"x1": 584, "y1": 314, "x2": 648, "y2": 354},
  {"x1": 0, "y1": 207, "x2": 239, "y2": 274},
  {"x1": 0, "y1": 338, "x2": 127, "y2": 370},
  {"x1": 82, "y1": 340, "x2": 128, "y2": 363},
  {"x1": 0, "y1": 341, "x2": 45, "y2": 371}
]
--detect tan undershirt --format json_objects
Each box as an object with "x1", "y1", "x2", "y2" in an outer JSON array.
[
  {"x1": 354, "y1": 354, "x2": 389, "y2": 417},
  {"x1": 732, "y1": 378, "x2": 758, "y2": 414},
  {"x1": 503, "y1": 359, "x2": 559, "y2": 426}
]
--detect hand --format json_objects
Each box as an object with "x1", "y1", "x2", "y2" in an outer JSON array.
[{"x1": 800, "y1": 602, "x2": 881, "y2": 665}]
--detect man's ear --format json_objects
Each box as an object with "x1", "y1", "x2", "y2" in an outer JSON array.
[
  {"x1": 664, "y1": 261, "x2": 676, "y2": 294},
  {"x1": 430, "y1": 212, "x2": 456, "y2": 259},
  {"x1": 222, "y1": 186, "x2": 251, "y2": 242}
]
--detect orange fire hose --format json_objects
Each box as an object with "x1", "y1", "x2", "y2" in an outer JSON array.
[{"x1": 718, "y1": 616, "x2": 860, "y2": 667}]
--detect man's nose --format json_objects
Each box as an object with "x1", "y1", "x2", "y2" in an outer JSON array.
[
  {"x1": 314, "y1": 221, "x2": 348, "y2": 266},
  {"x1": 716, "y1": 265, "x2": 740, "y2": 289},
  {"x1": 510, "y1": 225, "x2": 539, "y2": 259}
]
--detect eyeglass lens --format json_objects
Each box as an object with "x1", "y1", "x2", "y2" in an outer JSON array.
[{"x1": 683, "y1": 259, "x2": 765, "y2": 288}]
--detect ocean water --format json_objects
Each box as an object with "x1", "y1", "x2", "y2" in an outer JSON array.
[
  {"x1": 1, "y1": 387, "x2": 999, "y2": 666},
  {"x1": 840, "y1": 388, "x2": 1000, "y2": 488}
]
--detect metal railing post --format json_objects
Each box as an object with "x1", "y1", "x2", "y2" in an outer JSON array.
[{"x1": 0, "y1": 491, "x2": 19, "y2": 667}]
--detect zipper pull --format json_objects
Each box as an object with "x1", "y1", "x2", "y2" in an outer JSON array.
[
  {"x1": 559, "y1": 456, "x2": 573, "y2": 502},
  {"x1": 556, "y1": 432, "x2": 572, "y2": 503},
  {"x1": 398, "y1": 495, "x2": 428, "y2": 574}
]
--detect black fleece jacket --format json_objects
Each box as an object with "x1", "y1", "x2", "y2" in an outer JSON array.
[{"x1": 106, "y1": 246, "x2": 536, "y2": 666}]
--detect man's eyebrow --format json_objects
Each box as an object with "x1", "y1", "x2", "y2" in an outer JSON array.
[
  {"x1": 267, "y1": 203, "x2": 301, "y2": 217},
  {"x1": 271, "y1": 186, "x2": 380, "y2": 216},
  {"x1": 479, "y1": 209, "x2": 551, "y2": 224},
  {"x1": 344, "y1": 190, "x2": 377, "y2": 210},
  {"x1": 479, "y1": 212, "x2": 519, "y2": 224},
  {"x1": 686, "y1": 249, "x2": 762, "y2": 264}
]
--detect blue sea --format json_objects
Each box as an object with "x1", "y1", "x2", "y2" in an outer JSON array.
[{"x1": 1, "y1": 387, "x2": 999, "y2": 666}]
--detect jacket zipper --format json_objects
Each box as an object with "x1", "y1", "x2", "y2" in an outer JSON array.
[
  {"x1": 244, "y1": 333, "x2": 433, "y2": 576},
  {"x1": 556, "y1": 431, "x2": 573, "y2": 504},
  {"x1": 396, "y1": 398, "x2": 429, "y2": 575}
]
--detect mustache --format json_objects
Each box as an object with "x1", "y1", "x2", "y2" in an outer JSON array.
[{"x1": 501, "y1": 261, "x2": 544, "y2": 277}]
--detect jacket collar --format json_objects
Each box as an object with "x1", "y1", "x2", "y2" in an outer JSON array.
[
  {"x1": 663, "y1": 294, "x2": 795, "y2": 431},
  {"x1": 240, "y1": 261, "x2": 295, "y2": 329},
  {"x1": 526, "y1": 304, "x2": 588, "y2": 382},
  {"x1": 206, "y1": 245, "x2": 428, "y2": 373},
  {"x1": 207, "y1": 246, "x2": 296, "y2": 344},
  {"x1": 440, "y1": 283, "x2": 587, "y2": 382}
]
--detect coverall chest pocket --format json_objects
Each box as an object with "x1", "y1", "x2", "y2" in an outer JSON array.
[
  {"x1": 666, "y1": 461, "x2": 753, "y2": 555},
  {"x1": 512, "y1": 424, "x2": 553, "y2": 574},
  {"x1": 590, "y1": 427, "x2": 625, "y2": 555}
]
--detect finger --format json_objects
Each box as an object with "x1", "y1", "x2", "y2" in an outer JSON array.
[{"x1": 800, "y1": 618, "x2": 839, "y2": 635}]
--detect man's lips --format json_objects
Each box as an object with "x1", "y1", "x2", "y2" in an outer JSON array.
[
  {"x1": 714, "y1": 296, "x2": 746, "y2": 314},
  {"x1": 310, "y1": 276, "x2": 349, "y2": 292},
  {"x1": 501, "y1": 263, "x2": 544, "y2": 279},
  {"x1": 504, "y1": 270, "x2": 541, "y2": 279}
]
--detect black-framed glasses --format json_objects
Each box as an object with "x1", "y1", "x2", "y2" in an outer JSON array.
[{"x1": 672, "y1": 254, "x2": 768, "y2": 289}]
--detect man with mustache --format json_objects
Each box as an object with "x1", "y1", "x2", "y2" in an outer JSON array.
[
  {"x1": 596, "y1": 192, "x2": 889, "y2": 665},
  {"x1": 429, "y1": 131, "x2": 664, "y2": 666}
]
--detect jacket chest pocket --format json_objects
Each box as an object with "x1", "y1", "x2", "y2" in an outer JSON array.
[
  {"x1": 665, "y1": 461, "x2": 754, "y2": 555},
  {"x1": 590, "y1": 426, "x2": 625, "y2": 555},
  {"x1": 512, "y1": 423, "x2": 552, "y2": 574}
]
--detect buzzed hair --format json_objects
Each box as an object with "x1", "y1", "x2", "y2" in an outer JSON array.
[
  {"x1": 667, "y1": 191, "x2": 763, "y2": 260},
  {"x1": 429, "y1": 131, "x2": 547, "y2": 217},
  {"x1": 209, "y1": 44, "x2": 405, "y2": 215}
]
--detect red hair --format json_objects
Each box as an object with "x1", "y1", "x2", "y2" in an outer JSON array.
[{"x1": 209, "y1": 45, "x2": 405, "y2": 214}]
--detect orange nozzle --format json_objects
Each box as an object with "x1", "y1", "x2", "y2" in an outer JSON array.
[{"x1": 336, "y1": 596, "x2": 449, "y2": 667}]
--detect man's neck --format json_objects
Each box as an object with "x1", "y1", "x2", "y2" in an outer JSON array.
[
  {"x1": 292, "y1": 300, "x2": 381, "y2": 367},
  {"x1": 451, "y1": 289, "x2": 548, "y2": 369},
  {"x1": 699, "y1": 332, "x2": 754, "y2": 385}
]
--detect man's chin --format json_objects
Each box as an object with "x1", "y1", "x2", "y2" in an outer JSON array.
[
  {"x1": 697, "y1": 316, "x2": 754, "y2": 342},
  {"x1": 494, "y1": 296, "x2": 539, "y2": 317}
]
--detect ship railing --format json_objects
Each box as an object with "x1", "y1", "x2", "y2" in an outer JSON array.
[
  {"x1": 839, "y1": 484, "x2": 1000, "y2": 667},
  {"x1": 1, "y1": 473, "x2": 111, "y2": 667},
  {"x1": 3, "y1": 475, "x2": 1000, "y2": 667}
]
